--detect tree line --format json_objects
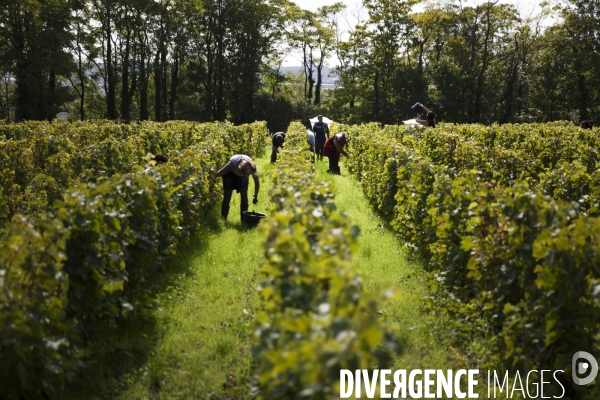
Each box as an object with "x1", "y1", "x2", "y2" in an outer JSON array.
[{"x1": 0, "y1": 0, "x2": 598, "y2": 130}]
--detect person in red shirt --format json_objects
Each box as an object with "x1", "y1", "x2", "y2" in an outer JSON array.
[{"x1": 323, "y1": 132, "x2": 349, "y2": 175}]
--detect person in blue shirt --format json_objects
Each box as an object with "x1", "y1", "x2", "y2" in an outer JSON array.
[{"x1": 311, "y1": 115, "x2": 330, "y2": 161}]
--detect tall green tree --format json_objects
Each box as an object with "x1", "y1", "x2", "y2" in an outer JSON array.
[
  {"x1": 350, "y1": 0, "x2": 416, "y2": 123},
  {"x1": 0, "y1": 0, "x2": 79, "y2": 121},
  {"x1": 561, "y1": 0, "x2": 600, "y2": 121},
  {"x1": 68, "y1": 8, "x2": 97, "y2": 121},
  {"x1": 528, "y1": 0, "x2": 600, "y2": 122},
  {"x1": 420, "y1": 2, "x2": 522, "y2": 123},
  {"x1": 313, "y1": 3, "x2": 344, "y2": 105},
  {"x1": 89, "y1": 0, "x2": 119, "y2": 119},
  {"x1": 227, "y1": 0, "x2": 281, "y2": 123},
  {"x1": 289, "y1": 8, "x2": 319, "y2": 104}
]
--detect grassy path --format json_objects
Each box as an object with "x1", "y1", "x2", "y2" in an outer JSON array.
[
  {"x1": 67, "y1": 152, "x2": 457, "y2": 399},
  {"x1": 115, "y1": 157, "x2": 277, "y2": 399},
  {"x1": 116, "y1": 224, "x2": 263, "y2": 399},
  {"x1": 314, "y1": 158, "x2": 455, "y2": 372},
  {"x1": 66, "y1": 154, "x2": 275, "y2": 400}
]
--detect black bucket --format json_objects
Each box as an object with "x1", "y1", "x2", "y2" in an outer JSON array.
[
  {"x1": 411, "y1": 102, "x2": 424, "y2": 114},
  {"x1": 242, "y1": 211, "x2": 266, "y2": 228}
]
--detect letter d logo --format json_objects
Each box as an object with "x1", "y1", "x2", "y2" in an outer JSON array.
[{"x1": 572, "y1": 351, "x2": 599, "y2": 385}]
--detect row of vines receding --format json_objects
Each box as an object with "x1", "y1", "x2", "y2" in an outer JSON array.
[
  {"x1": 0, "y1": 119, "x2": 267, "y2": 398},
  {"x1": 343, "y1": 121, "x2": 600, "y2": 399}
]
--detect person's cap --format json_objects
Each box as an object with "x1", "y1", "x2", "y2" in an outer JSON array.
[{"x1": 317, "y1": 115, "x2": 323, "y2": 118}]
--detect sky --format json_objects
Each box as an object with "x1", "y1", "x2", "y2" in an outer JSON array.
[
  {"x1": 290, "y1": 0, "x2": 547, "y2": 15},
  {"x1": 284, "y1": 0, "x2": 556, "y2": 66}
]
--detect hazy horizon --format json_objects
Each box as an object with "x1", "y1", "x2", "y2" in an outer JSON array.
[{"x1": 285, "y1": 0, "x2": 553, "y2": 67}]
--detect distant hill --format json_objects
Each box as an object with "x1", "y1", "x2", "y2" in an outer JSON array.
[{"x1": 278, "y1": 65, "x2": 338, "y2": 88}]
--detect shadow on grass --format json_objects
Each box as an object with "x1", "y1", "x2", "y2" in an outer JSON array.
[{"x1": 64, "y1": 206, "x2": 225, "y2": 400}]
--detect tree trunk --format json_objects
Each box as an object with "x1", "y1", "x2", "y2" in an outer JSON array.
[
  {"x1": 577, "y1": 70, "x2": 588, "y2": 120},
  {"x1": 120, "y1": 28, "x2": 131, "y2": 122},
  {"x1": 13, "y1": 12, "x2": 44, "y2": 121},
  {"x1": 154, "y1": 49, "x2": 162, "y2": 121},
  {"x1": 205, "y1": 41, "x2": 213, "y2": 121},
  {"x1": 501, "y1": 53, "x2": 519, "y2": 123},
  {"x1": 373, "y1": 69, "x2": 380, "y2": 119},
  {"x1": 216, "y1": 0, "x2": 227, "y2": 121},
  {"x1": 302, "y1": 42, "x2": 309, "y2": 100},
  {"x1": 46, "y1": 69, "x2": 55, "y2": 120},
  {"x1": 169, "y1": 51, "x2": 179, "y2": 120},
  {"x1": 307, "y1": 51, "x2": 315, "y2": 104},
  {"x1": 127, "y1": 54, "x2": 137, "y2": 120},
  {"x1": 139, "y1": 51, "x2": 149, "y2": 121},
  {"x1": 474, "y1": 7, "x2": 493, "y2": 122},
  {"x1": 106, "y1": 7, "x2": 117, "y2": 119},
  {"x1": 571, "y1": 45, "x2": 589, "y2": 120},
  {"x1": 315, "y1": 58, "x2": 323, "y2": 105},
  {"x1": 77, "y1": 41, "x2": 85, "y2": 121},
  {"x1": 161, "y1": 41, "x2": 168, "y2": 120},
  {"x1": 467, "y1": 8, "x2": 481, "y2": 121}
]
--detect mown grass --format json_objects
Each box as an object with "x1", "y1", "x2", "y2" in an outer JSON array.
[
  {"x1": 116, "y1": 218, "x2": 264, "y2": 400},
  {"x1": 65, "y1": 153, "x2": 275, "y2": 400},
  {"x1": 67, "y1": 150, "x2": 481, "y2": 399},
  {"x1": 314, "y1": 157, "x2": 458, "y2": 372}
]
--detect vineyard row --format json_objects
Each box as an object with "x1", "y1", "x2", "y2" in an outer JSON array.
[
  {"x1": 0, "y1": 120, "x2": 267, "y2": 398},
  {"x1": 342, "y1": 121, "x2": 600, "y2": 398}
]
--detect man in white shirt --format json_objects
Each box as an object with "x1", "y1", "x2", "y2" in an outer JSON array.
[{"x1": 215, "y1": 154, "x2": 260, "y2": 222}]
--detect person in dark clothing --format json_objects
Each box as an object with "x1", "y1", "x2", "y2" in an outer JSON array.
[
  {"x1": 271, "y1": 132, "x2": 286, "y2": 164},
  {"x1": 312, "y1": 115, "x2": 330, "y2": 162},
  {"x1": 324, "y1": 132, "x2": 349, "y2": 175},
  {"x1": 307, "y1": 130, "x2": 316, "y2": 162},
  {"x1": 215, "y1": 154, "x2": 260, "y2": 222},
  {"x1": 580, "y1": 120, "x2": 593, "y2": 129},
  {"x1": 413, "y1": 103, "x2": 437, "y2": 127},
  {"x1": 153, "y1": 154, "x2": 169, "y2": 163}
]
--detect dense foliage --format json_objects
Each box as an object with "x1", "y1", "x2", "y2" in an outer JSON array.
[
  {"x1": 0, "y1": 120, "x2": 267, "y2": 398},
  {"x1": 0, "y1": 119, "x2": 264, "y2": 228},
  {"x1": 1, "y1": 1, "x2": 600, "y2": 129},
  {"x1": 344, "y1": 121, "x2": 600, "y2": 399},
  {"x1": 253, "y1": 121, "x2": 400, "y2": 398}
]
